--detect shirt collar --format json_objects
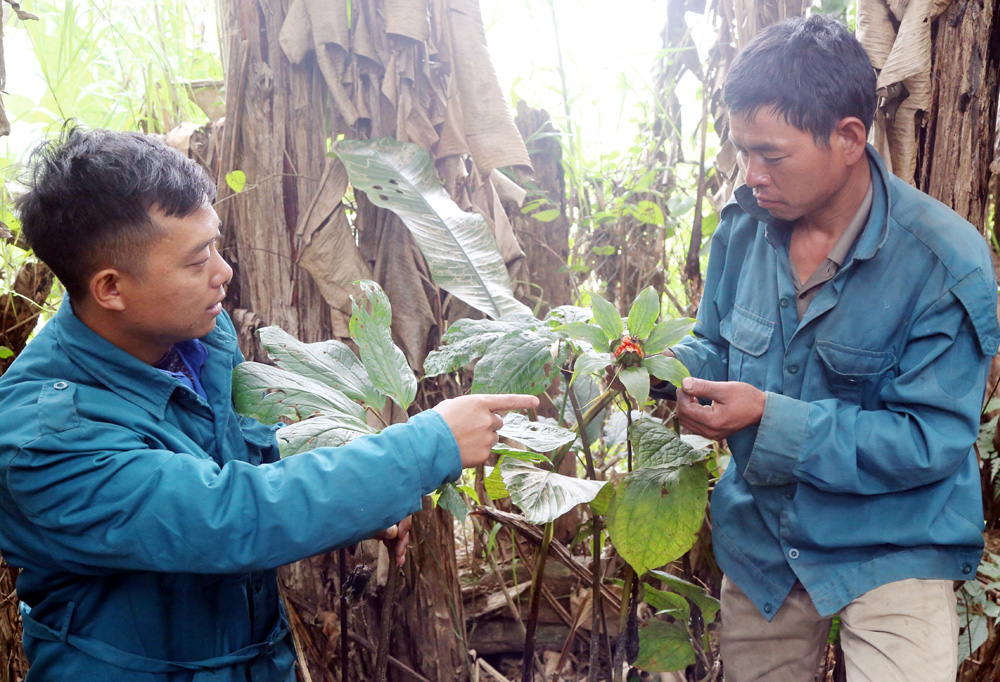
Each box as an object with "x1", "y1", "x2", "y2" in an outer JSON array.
[{"x1": 52, "y1": 296, "x2": 233, "y2": 419}]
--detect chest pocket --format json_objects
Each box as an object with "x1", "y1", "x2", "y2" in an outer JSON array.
[
  {"x1": 815, "y1": 340, "x2": 896, "y2": 410},
  {"x1": 719, "y1": 306, "x2": 774, "y2": 389}
]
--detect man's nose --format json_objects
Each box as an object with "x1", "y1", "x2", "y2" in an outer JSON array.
[
  {"x1": 744, "y1": 157, "x2": 770, "y2": 188},
  {"x1": 213, "y1": 253, "x2": 234, "y2": 288}
]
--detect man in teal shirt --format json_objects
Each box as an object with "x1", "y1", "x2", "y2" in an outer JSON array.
[
  {"x1": 0, "y1": 126, "x2": 537, "y2": 680},
  {"x1": 662, "y1": 15, "x2": 999, "y2": 680}
]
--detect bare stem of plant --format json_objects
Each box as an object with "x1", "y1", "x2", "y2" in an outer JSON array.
[
  {"x1": 521, "y1": 521, "x2": 555, "y2": 682},
  {"x1": 612, "y1": 567, "x2": 636, "y2": 682},
  {"x1": 374, "y1": 543, "x2": 400, "y2": 682},
  {"x1": 338, "y1": 548, "x2": 350, "y2": 681}
]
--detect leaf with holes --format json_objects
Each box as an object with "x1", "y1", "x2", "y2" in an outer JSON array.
[
  {"x1": 334, "y1": 138, "x2": 529, "y2": 319},
  {"x1": 501, "y1": 459, "x2": 607, "y2": 525}
]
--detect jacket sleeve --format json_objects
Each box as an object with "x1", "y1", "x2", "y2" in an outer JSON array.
[
  {"x1": 744, "y1": 272, "x2": 996, "y2": 494},
  {"x1": 5, "y1": 408, "x2": 461, "y2": 575}
]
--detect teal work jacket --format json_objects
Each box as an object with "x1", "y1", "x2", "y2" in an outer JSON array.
[
  {"x1": 673, "y1": 147, "x2": 1000, "y2": 619},
  {"x1": 0, "y1": 303, "x2": 461, "y2": 680}
]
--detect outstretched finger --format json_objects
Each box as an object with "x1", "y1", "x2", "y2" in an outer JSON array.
[{"x1": 478, "y1": 393, "x2": 540, "y2": 413}]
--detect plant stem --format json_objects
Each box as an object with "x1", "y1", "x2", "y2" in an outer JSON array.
[
  {"x1": 550, "y1": 387, "x2": 617, "y2": 469},
  {"x1": 338, "y1": 548, "x2": 350, "y2": 681},
  {"x1": 589, "y1": 515, "x2": 604, "y2": 682},
  {"x1": 374, "y1": 542, "x2": 400, "y2": 682},
  {"x1": 611, "y1": 567, "x2": 635, "y2": 682},
  {"x1": 521, "y1": 521, "x2": 555, "y2": 682}
]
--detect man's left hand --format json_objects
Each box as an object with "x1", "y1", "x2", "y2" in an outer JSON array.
[
  {"x1": 375, "y1": 515, "x2": 413, "y2": 566},
  {"x1": 676, "y1": 377, "x2": 766, "y2": 441}
]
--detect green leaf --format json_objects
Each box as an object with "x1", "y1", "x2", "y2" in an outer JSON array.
[
  {"x1": 630, "y1": 419, "x2": 706, "y2": 469},
  {"x1": 225, "y1": 170, "x2": 246, "y2": 193},
  {"x1": 492, "y1": 444, "x2": 551, "y2": 464},
  {"x1": 0, "y1": 346, "x2": 13, "y2": 360},
  {"x1": 626, "y1": 286, "x2": 660, "y2": 340},
  {"x1": 635, "y1": 620, "x2": 695, "y2": 672},
  {"x1": 472, "y1": 331, "x2": 552, "y2": 395},
  {"x1": 572, "y1": 350, "x2": 612, "y2": 386},
  {"x1": 334, "y1": 138, "x2": 530, "y2": 319},
  {"x1": 647, "y1": 570, "x2": 721, "y2": 623},
  {"x1": 642, "y1": 585, "x2": 691, "y2": 620},
  {"x1": 426, "y1": 315, "x2": 539, "y2": 377},
  {"x1": 544, "y1": 305, "x2": 593, "y2": 327},
  {"x1": 258, "y1": 326, "x2": 385, "y2": 408},
  {"x1": 589, "y1": 481, "x2": 615, "y2": 516},
  {"x1": 532, "y1": 208, "x2": 560, "y2": 222},
  {"x1": 642, "y1": 355, "x2": 689, "y2": 388},
  {"x1": 349, "y1": 280, "x2": 417, "y2": 410},
  {"x1": 556, "y1": 321, "x2": 611, "y2": 352},
  {"x1": 589, "y1": 293, "x2": 623, "y2": 342},
  {"x1": 497, "y1": 413, "x2": 575, "y2": 452},
  {"x1": 484, "y1": 463, "x2": 510, "y2": 500},
  {"x1": 628, "y1": 200, "x2": 665, "y2": 227},
  {"x1": 232, "y1": 362, "x2": 367, "y2": 424},
  {"x1": 644, "y1": 318, "x2": 696, "y2": 355},
  {"x1": 436, "y1": 482, "x2": 469, "y2": 521},
  {"x1": 606, "y1": 459, "x2": 709, "y2": 575},
  {"x1": 618, "y1": 365, "x2": 651, "y2": 407},
  {"x1": 456, "y1": 484, "x2": 481, "y2": 505},
  {"x1": 501, "y1": 459, "x2": 607, "y2": 525},
  {"x1": 275, "y1": 415, "x2": 375, "y2": 457}
]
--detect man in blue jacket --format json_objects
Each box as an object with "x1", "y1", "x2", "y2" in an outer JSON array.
[
  {"x1": 0, "y1": 126, "x2": 537, "y2": 680},
  {"x1": 660, "y1": 15, "x2": 999, "y2": 681}
]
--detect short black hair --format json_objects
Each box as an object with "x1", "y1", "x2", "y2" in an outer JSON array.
[
  {"x1": 723, "y1": 14, "x2": 877, "y2": 144},
  {"x1": 14, "y1": 125, "x2": 217, "y2": 300}
]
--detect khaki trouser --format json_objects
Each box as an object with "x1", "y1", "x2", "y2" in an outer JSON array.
[{"x1": 720, "y1": 577, "x2": 959, "y2": 681}]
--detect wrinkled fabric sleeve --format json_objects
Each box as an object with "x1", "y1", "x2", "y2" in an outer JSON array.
[
  {"x1": 746, "y1": 284, "x2": 993, "y2": 494},
  {"x1": 6, "y1": 409, "x2": 461, "y2": 575},
  {"x1": 669, "y1": 216, "x2": 732, "y2": 383}
]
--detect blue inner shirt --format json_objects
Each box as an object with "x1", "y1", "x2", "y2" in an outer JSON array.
[{"x1": 153, "y1": 339, "x2": 208, "y2": 398}]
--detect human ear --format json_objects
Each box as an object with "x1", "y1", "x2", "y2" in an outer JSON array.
[
  {"x1": 833, "y1": 117, "x2": 868, "y2": 165},
  {"x1": 89, "y1": 269, "x2": 127, "y2": 312}
]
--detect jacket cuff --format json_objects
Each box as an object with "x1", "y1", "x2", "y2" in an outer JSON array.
[
  {"x1": 407, "y1": 410, "x2": 462, "y2": 492},
  {"x1": 743, "y1": 392, "x2": 807, "y2": 485}
]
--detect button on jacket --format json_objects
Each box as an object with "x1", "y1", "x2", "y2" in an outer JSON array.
[
  {"x1": 672, "y1": 146, "x2": 1000, "y2": 619},
  {"x1": 0, "y1": 302, "x2": 461, "y2": 680}
]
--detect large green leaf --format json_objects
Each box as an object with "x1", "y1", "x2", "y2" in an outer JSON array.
[
  {"x1": 498, "y1": 413, "x2": 575, "y2": 452},
  {"x1": 275, "y1": 415, "x2": 375, "y2": 457},
  {"x1": 424, "y1": 314, "x2": 538, "y2": 377},
  {"x1": 607, "y1": 460, "x2": 709, "y2": 575},
  {"x1": 642, "y1": 585, "x2": 691, "y2": 620},
  {"x1": 644, "y1": 318, "x2": 696, "y2": 355},
  {"x1": 334, "y1": 138, "x2": 530, "y2": 319},
  {"x1": 626, "y1": 286, "x2": 660, "y2": 340},
  {"x1": 258, "y1": 326, "x2": 385, "y2": 408},
  {"x1": 349, "y1": 280, "x2": 417, "y2": 410},
  {"x1": 589, "y1": 293, "x2": 623, "y2": 342},
  {"x1": 436, "y1": 483, "x2": 469, "y2": 522},
  {"x1": 607, "y1": 421, "x2": 709, "y2": 575},
  {"x1": 641, "y1": 355, "x2": 689, "y2": 392},
  {"x1": 232, "y1": 362, "x2": 366, "y2": 424},
  {"x1": 471, "y1": 330, "x2": 553, "y2": 395},
  {"x1": 635, "y1": 620, "x2": 695, "y2": 672},
  {"x1": 630, "y1": 419, "x2": 706, "y2": 469},
  {"x1": 544, "y1": 305, "x2": 593, "y2": 326},
  {"x1": 501, "y1": 459, "x2": 607, "y2": 525}
]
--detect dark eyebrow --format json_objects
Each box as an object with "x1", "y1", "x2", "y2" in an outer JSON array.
[
  {"x1": 728, "y1": 135, "x2": 782, "y2": 153},
  {"x1": 186, "y1": 231, "x2": 221, "y2": 261}
]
